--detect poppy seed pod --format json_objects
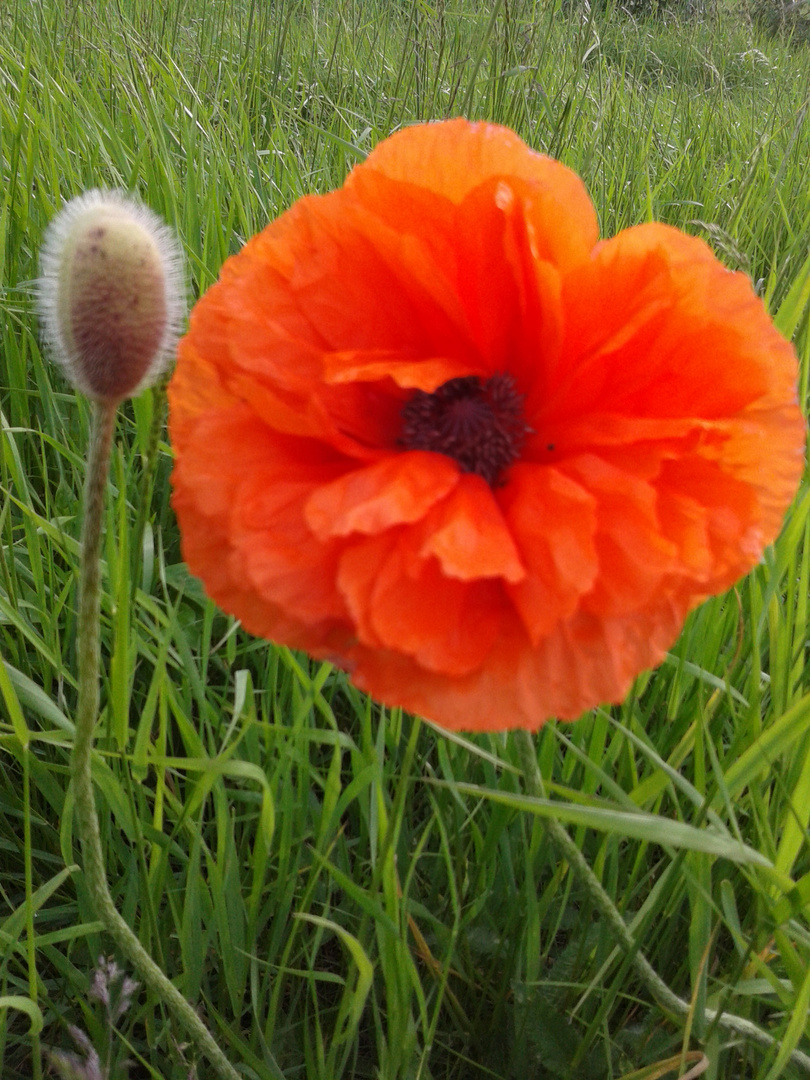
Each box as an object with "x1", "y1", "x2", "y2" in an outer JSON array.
[{"x1": 38, "y1": 190, "x2": 185, "y2": 402}]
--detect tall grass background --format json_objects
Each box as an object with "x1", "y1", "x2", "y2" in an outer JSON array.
[{"x1": 1, "y1": 0, "x2": 809, "y2": 1077}]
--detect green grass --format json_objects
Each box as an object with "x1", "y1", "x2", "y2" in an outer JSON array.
[{"x1": 1, "y1": 0, "x2": 810, "y2": 1077}]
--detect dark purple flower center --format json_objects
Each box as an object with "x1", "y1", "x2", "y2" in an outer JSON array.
[{"x1": 399, "y1": 373, "x2": 530, "y2": 486}]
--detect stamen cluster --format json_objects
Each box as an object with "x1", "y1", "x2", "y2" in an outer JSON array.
[{"x1": 400, "y1": 373, "x2": 530, "y2": 486}]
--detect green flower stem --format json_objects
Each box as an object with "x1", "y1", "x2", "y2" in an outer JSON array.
[
  {"x1": 513, "y1": 727, "x2": 810, "y2": 1072},
  {"x1": 24, "y1": 746, "x2": 42, "y2": 1080},
  {"x1": 71, "y1": 399, "x2": 243, "y2": 1080}
]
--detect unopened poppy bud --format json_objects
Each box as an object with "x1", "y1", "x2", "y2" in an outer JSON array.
[{"x1": 38, "y1": 190, "x2": 185, "y2": 402}]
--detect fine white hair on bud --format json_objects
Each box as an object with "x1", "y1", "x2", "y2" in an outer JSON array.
[{"x1": 37, "y1": 189, "x2": 185, "y2": 403}]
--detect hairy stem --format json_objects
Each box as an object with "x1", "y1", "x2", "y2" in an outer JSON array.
[
  {"x1": 24, "y1": 747, "x2": 42, "y2": 1080},
  {"x1": 71, "y1": 399, "x2": 243, "y2": 1080},
  {"x1": 513, "y1": 728, "x2": 810, "y2": 1072}
]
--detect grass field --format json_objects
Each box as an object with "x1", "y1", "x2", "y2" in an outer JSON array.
[{"x1": 1, "y1": 0, "x2": 810, "y2": 1077}]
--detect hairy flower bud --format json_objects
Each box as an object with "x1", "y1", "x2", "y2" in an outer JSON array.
[{"x1": 38, "y1": 190, "x2": 185, "y2": 402}]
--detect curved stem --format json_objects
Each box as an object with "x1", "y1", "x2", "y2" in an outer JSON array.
[
  {"x1": 71, "y1": 399, "x2": 242, "y2": 1080},
  {"x1": 24, "y1": 746, "x2": 43, "y2": 1080},
  {"x1": 513, "y1": 728, "x2": 810, "y2": 1073}
]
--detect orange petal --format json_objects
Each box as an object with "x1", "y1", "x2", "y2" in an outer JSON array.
[
  {"x1": 418, "y1": 473, "x2": 526, "y2": 583},
  {"x1": 368, "y1": 543, "x2": 503, "y2": 677},
  {"x1": 305, "y1": 452, "x2": 459, "y2": 540},
  {"x1": 450, "y1": 177, "x2": 563, "y2": 375},
  {"x1": 171, "y1": 407, "x2": 354, "y2": 648},
  {"x1": 336, "y1": 530, "x2": 503, "y2": 677},
  {"x1": 168, "y1": 338, "x2": 240, "y2": 442},
  {"x1": 234, "y1": 474, "x2": 348, "y2": 627},
  {"x1": 498, "y1": 464, "x2": 598, "y2": 642},
  {"x1": 562, "y1": 454, "x2": 678, "y2": 618},
  {"x1": 277, "y1": 194, "x2": 474, "y2": 358},
  {"x1": 354, "y1": 119, "x2": 599, "y2": 259},
  {"x1": 323, "y1": 351, "x2": 472, "y2": 391},
  {"x1": 346, "y1": 595, "x2": 688, "y2": 730},
  {"x1": 553, "y1": 224, "x2": 781, "y2": 422},
  {"x1": 336, "y1": 531, "x2": 401, "y2": 649},
  {"x1": 656, "y1": 454, "x2": 763, "y2": 592}
]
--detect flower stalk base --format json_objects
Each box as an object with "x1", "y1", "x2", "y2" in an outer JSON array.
[{"x1": 71, "y1": 400, "x2": 243, "y2": 1080}]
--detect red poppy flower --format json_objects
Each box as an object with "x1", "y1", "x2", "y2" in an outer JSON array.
[{"x1": 168, "y1": 119, "x2": 805, "y2": 731}]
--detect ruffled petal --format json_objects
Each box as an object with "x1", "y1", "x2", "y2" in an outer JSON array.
[
  {"x1": 498, "y1": 464, "x2": 598, "y2": 642},
  {"x1": 171, "y1": 405, "x2": 354, "y2": 648},
  {"x1": 418, "y1": 473, "x2": 526, "y2": 583},
  {"x1": 305, "y1": 453, "x2": 459, "y2": 540},
  {"x1": 367, "y1": 544, "x2": 503, "y2": 677},
  {"x1": 551, "y1": 224, "x2": 789, "y2": 422},
  {"x1": 562, "y1": 454, "x2": 678, "y2": 618},
  {"x1": 346, "y1": 597, "x2": 687, "y2": 730},
  {"x1": 323, "y1": 351, "x2": 471, "y2": 391},
  {"x1": 353, "y1": 119, "x2": 599, "y2": 262}
]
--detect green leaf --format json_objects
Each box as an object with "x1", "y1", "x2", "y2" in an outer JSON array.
[
  {"x1": 441, "y1": 781, "x2": 772, "y2": 866},
  {"x1": 774, "y1": 247, "x2": 810, "y2": 340},
  {"x1": 0, "y1": 996, "x2": 43, "y2": 1036},
  {"x1": 0, "y1": 651, "x2": 30, "y2": 746}
]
